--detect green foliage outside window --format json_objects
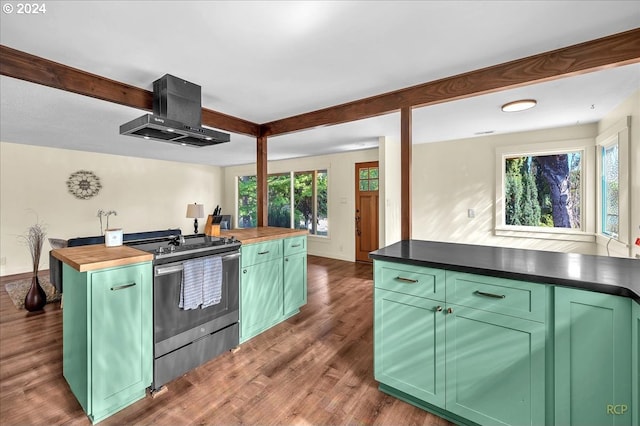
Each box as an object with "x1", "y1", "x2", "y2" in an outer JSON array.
[
  {"x1": 237, "y1": 170, "x2": 328, "y2": 235},
  {"x1": 505, "y1": 153, "x2": 581, "y2": 228}
]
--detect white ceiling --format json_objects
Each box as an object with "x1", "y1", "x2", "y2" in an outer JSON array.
[{"x1": 1, "y1": 1, "x2": 639, "y2": 167}]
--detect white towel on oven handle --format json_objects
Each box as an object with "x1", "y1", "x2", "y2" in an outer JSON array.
[
  {"x1": 202, "y1": 256, "x2": 223, "y2": 308},
  {"x1": 179, "y1": 257, "x2": 204, "y2": 310}
]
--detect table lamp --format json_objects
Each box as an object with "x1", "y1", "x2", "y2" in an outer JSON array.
[{"x1": 186, "y1": 203, "x2": 205, "y2": 234}]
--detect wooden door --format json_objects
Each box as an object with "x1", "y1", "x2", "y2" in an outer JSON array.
[{"x1": 355, "y1": 161, "x2": 379, "y2": 262}]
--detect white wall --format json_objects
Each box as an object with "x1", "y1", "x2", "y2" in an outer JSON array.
[
  {"x1": 379, "y1": 136, "x2": 401, "y2": 247},
  {"x1": 411, "y1": 124, "x2": 601, "y2": 254},
  {"x1": 223, "y1": 149, "x2": 379, "y2": 262},
  {"x1": 0, "y1": 142, "x2": 223, "y2": 275}
]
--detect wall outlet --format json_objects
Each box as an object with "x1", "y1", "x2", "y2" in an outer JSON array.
[
  {"x1": 0, "y1": 257, "x2": 6, "y2": 266},
  {"x1": 467, "y1": 209, "x2": 475, "y2": 219}
]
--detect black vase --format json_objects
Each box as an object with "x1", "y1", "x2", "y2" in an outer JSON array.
[{"x1": 24, "y1": 275, "x2": 46, "y2": 312}]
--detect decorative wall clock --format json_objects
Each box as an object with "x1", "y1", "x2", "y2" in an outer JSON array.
[{"x1": 66, "y1": 170, "x2": 102, "y2": 200}]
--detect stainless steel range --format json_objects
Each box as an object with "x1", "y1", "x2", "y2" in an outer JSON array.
[{"x1": 127, "y1": 233, "x2": 241, "y2": 391}]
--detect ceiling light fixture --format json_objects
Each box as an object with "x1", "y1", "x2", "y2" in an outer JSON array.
[{"x1": 501, "y1": 99, "x2": 537, "y2": 112}]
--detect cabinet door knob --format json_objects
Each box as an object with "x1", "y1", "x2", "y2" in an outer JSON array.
[
  {"x1": 447, "y1": 307, "x2": 454, "y2": 314},
  {"x1": 435, "y1": 306, "x2": 443, "y2": 312},
  {"x1": 243, "y1": 269, "x2": 247, "y2": 274},
  {"x1": 285, "y1": 258, "x2": 289, "y2": 262}
]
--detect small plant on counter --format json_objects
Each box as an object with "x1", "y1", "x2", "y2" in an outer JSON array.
[{"x1": 97, "y1": 209, "x2": 118, "y2": 234}]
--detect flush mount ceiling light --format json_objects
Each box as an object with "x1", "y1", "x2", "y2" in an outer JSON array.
[{"x1": 501, "y1": 99, "x2": 537, "y2": 112}]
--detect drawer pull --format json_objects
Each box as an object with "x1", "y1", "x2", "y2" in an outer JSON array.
[
  {"x1": 111, "y1": 282, "x2": 136, "y2": 291},
  {"x1": 474, "y1": 290, "x2": 506, "y2": 299},
  {"x1": 258, "y1": 250, "x2": 270, "y2": 255},
  {"x1": 435, "y1": 305, "x2": 443, "y2": 312},
  {"x1": 291, "y1": 244, "x2": 302, "y2": 248},
  {"x1": 395, "y1": 276, "x2": 418, "y2": 284}
]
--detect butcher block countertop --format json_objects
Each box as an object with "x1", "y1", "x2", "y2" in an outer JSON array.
[
  {"x1": 222, "y1": 226, "x2": 308, "y2": 244},
  {"x1": 51, "y1": 244, "x2": 153, "y2": 272}
]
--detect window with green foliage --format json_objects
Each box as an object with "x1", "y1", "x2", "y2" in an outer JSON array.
[
  {"x1": 237, "y1": 175, "x2": 257, "y2": 228},
  {"x1": 237, "y1": 170, "x2": 328, "y2": 235},
  {"x1": 504, "y1": 152, "x2": 582, "y2": 229},
  {"x1": 268, "y1": 174, "x2": 291, "y2": 228},
  {"x1": 601, "y1": 143, "x2": 619, "y2": 237}
]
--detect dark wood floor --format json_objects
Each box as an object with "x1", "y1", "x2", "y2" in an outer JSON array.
[{"x1": 0, "y1": 256, "x2": 451, "y2": 425}]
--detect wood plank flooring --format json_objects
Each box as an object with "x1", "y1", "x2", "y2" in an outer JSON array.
[{"x1": 0, "y1": 256, "x2": 451, "y2": 425}]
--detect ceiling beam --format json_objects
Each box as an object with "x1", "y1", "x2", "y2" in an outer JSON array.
[
  {"x1": 260, "y1": 27, "x2": 640, "y2": 137},
  {"x1": 0, "y1": 44, "x2": 260, "y2": 137}
]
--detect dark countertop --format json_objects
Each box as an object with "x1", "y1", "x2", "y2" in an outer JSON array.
[{"x1": 369, "y1": 240, "x2": 640, "y2": 303}]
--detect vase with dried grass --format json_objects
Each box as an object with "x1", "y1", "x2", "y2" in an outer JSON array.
[{"x1": 21, "y1": 223, "x2": 47, "y2": 312}]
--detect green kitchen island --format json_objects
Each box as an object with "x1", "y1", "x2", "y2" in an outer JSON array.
[
  {"x1": 52, "y1": 244, "x2": 153, "y2": 424},
  {"x1": 370, "y1": 240, "x2": 639, "y2": 426}
]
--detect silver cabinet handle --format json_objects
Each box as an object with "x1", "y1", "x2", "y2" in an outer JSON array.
[
  {"x1": 447, "y1": 307, "x2": 454, "y2": 314},
  {"x1": 435, "y1": 306, "x2": 443, "y2": 312},
  {"x1": 258, "y1": 251, "x2": 270, "y2": 255},
  {"x1": 474, "y1": 290, "x2": 506, "y2": 299},
  {"x1": 395, "y1": 276, "x2": 418, "y2": 284},
  {"x1": 111, "y1": 282, "x2": 136, "y2": 291},
  {"x1": 291, "y1": 244, "x2": 302, "y2": 248}
]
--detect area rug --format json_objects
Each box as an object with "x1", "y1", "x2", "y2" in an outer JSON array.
[{"x1": 4, "y1": 275, "x2": 61, "y2": 310}]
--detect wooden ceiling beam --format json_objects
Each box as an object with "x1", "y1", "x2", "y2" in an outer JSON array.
[
  {"x1": 260, "y1": 27, "x2": 640, "y2": 137},
  {"x1": 0, "y1": 44, "x2": 260, "y2": 137}
]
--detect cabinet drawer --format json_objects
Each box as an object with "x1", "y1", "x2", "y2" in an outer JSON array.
[
  {"x1": 284, "y1": 236, "x2": 306, "y2": 256},
  {"x1": 375, "y1": 261, "x2": 445, "y2": 301},
  {"x1": 446, "y1": 272, "x2": 546, "y2": 322},
  {"x1": 241, "y1": 240, "x2": 282, "y2": 267}
]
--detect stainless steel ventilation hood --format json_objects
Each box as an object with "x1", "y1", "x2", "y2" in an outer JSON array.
[{"x1": 120, "y1": 74, "x2": 230, "y2": 147}]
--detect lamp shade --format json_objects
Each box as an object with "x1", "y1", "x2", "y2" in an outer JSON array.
[{"x1": 186, "y1": 203, "x2": 205, "y2": 218}]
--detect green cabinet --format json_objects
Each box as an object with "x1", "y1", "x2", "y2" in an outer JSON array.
[
  {"x1": 374, "y1": 262, "x2": 545, "y2": 426},
  {"x1": 374, "y1": 288, "x2": 445, "y2": 406},
  {"x1": 62, "y1": 262, "x2": 152, "y2": 424},
  {"x1": 240, "y1": 235, "x2": 307, "y2": 343},
  {"x1": 374, "y1": 259, "x2": 638, "y2": 426},
  {"x1": 555, "y1": 287, "x2": 633, "y2": 426},
  {"x1": 284, "y1": 236, "x2": 307, "y2": 316},
  {"x1": 240, "y1": 256, "x2": 283, "y2": 341},
  {"x1": 445, "y1": 304, "x2": 545, "y2": 426}
]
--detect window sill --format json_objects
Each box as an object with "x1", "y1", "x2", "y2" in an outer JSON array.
[{"x1": 494, "y1": 227, "x2": 596, "y2": 243}]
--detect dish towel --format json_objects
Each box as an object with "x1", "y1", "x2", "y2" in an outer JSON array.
[
  {"x1": 179, "y1": 257, "x2": 204, "y2": 310},
  {"x1": 202, "y1": 256, "x2": 223, "y2": 308}
]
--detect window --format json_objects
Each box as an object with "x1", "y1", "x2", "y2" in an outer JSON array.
[
  {"x1": 495, "y1": 139, "x2": 594, "y2": 242},
  {"x1": 237, "y1": 170, "x2": 328, "y2": 236},
  {"x1": 268, "y1": 173, "x2": 291, "y2": 228},
  {"x1": 601, "y1": 141, "x2": 619, "y2": 237},
  {"x1": 237, "y1": 175, "x2": 257, "y2": 228},
  {"x1": 294, "y1": 170, "x2": 328, "y2": 236},
  {"x1": 358, "y1": 166, "x2": 379, "y2": 191},
  {"x1": 504, "y1": 152, "x2": 582, "y2": 229}
]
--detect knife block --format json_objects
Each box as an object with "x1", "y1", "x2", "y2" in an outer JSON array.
[{"x1": 204, "y1": 215, "x2": 220, "y2": 237}]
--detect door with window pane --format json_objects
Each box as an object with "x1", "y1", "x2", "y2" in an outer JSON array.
[{"x1": 355, "y1": 161, "x2": 379, "y2": 262}]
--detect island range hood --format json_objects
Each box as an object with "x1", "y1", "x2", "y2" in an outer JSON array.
[{"x1": 120, "y1": 74, "x2": 230, "y2": 147}]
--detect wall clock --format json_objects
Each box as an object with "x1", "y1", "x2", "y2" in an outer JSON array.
[{"x1": 66, "y1": 170, "x2": 102, "y2": 200}]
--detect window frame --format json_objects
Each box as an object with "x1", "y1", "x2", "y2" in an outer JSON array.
[
  {"x1": 235, "y1": 168, "x2": 329, "y2": 238},
  {"x1": 595, "y1": 116, "x2": 630, "y2": 253},
  {"x1": 495, "y1": 138, "x2": 595, "y2": 242}
]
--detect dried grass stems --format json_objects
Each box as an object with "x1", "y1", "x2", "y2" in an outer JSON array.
[{"x1": 20, "y1": 223, "x2": 47, "y2": 274}]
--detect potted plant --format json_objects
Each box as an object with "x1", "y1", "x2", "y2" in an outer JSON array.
[{"x1": 20, "y1": 222, "x2": 47, "y2": 311}]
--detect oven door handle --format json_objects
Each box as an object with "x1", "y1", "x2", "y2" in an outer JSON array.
[
  {"x1": 155, "y1": 264, "x2": 184, "y2": 276},
  {"x1": 155, "y1": 252, "x2": 241, "y2": 276}
]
